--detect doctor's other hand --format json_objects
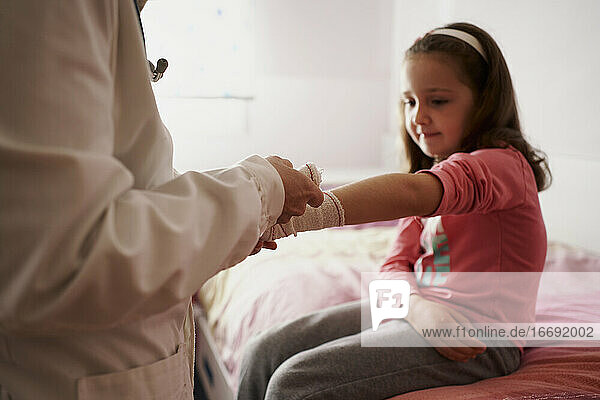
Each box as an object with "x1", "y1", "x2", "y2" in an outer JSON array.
[
  {"x1": 266, "y1": 156, "x2": 324, "y2": 224},
  {"x1": 249, "y1": 240, "x2": 277, "y2": 256}
]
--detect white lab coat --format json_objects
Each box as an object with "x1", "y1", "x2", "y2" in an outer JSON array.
[{"x1": 0, "y1": 1, "x2": 284, "y2": 399}]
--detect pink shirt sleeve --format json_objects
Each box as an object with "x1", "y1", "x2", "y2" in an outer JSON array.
[
  {"x1": 379, "y1": 217, "x2": 423, "y2": 295},
  {"x1": 418, "y1": 147, "x2": 530, "y2": 216}
]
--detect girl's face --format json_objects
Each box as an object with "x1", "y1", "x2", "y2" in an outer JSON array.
[{"x1": 401, "y1": 54, "x2": 476, "y2": 161}]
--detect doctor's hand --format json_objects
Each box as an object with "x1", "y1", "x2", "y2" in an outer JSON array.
[
  {"x1": 405, "y1": 294, "x2": 486, "y2": 362},
  {"x1": 249, "y1": 240, "x2": 277, "y2": 256},
  {"x1": 267, "y1": 156, "x2": 324, "y2": 224}
]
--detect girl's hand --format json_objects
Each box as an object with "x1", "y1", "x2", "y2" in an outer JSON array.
[
  {"x1": 405, "y1": 294, "x2": 486, "y2": 362},
  {"x1": 249, "y1": 240, "x2": 277, "y2": 256}
]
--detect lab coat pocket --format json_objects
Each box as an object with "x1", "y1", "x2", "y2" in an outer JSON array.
[{"x1": 77, "y1": 344, "x2": 192, "y2": 400}]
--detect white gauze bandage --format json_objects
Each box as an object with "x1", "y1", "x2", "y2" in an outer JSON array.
[{"x1": 260, "y1": 163, "x2": 345, "y2": 241}]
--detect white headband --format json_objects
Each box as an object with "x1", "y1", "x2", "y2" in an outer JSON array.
[{"x1": 429, "y1": 28, "x2": 488, "y2": 62}]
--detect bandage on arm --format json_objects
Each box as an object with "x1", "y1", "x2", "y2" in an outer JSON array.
[{"x1": 260, "y1": 163, "x2": 345, "y2": 241}]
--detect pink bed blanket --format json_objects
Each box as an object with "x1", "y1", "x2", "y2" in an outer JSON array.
[
  {"x1": 393, "y1": 346, "x2": 600, "y2": 399},
  {"x1": 196, "y1": 231, "x2": 600, "y2": 398},
  {"x1": 390, "y1": 292, "x2": 600, "y2": 399}
]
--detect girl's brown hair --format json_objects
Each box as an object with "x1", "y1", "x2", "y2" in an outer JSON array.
[{"x1": 401, "y1": 22, "x2": 551, "y2": 191}]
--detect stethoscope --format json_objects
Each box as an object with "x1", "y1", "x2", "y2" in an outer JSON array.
[{"x1": 133, "y1": 0, "x2": 168, "y2": 82}]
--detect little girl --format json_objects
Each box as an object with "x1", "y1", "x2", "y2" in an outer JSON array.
[{"x1": 237, "y1": 22, "x2": 551, "y2": 400}]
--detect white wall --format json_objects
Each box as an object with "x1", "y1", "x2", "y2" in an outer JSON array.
[
  {"x1": 147, "y1": 0, "x2": 394, "y2": 173},
  {"x1": 394, "y1": 0, "x2": 600, "y2": 252},
  {"x1": 250, "y1": 0, "x2": 394, "y2": 170}
]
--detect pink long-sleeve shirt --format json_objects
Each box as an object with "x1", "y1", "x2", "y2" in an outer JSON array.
[{"x1": 380, "y1": 147, "x2": 547, "y2": 334}]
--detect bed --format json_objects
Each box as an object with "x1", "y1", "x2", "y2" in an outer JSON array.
[{"x1": 193, "y1": 224, "x2": 600, "y2": 399}]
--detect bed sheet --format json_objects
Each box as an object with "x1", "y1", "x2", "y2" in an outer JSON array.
[
  {"x1": 197, "y1": 227, "x2": 394, "y2": 386},
  {"x1": 196, "y1": 227, "x2": 600, "y2": 398}
]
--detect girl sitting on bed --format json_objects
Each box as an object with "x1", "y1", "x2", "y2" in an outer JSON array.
[{"x1": 237, "y1": 22, "x2": 552, "y2": 400}]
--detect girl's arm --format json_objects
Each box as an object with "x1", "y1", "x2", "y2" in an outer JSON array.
[
  {"x1": 261, "y1": 171, "x2": 443, "y2": 241},
  {"x1": 332, "y1": 173, "x2": 443, "y2": 225},
  {"x1": 260, "y1": 173, "x2": 444, "y2": 242}
]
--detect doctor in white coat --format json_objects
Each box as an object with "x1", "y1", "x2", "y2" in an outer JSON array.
[{"x1": 0, "y1": 1, "x2": 323, "y2": 399}]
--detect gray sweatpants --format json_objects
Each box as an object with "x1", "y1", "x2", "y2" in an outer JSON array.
[{"x1": 236, "y1": 299, "x2": 520, "y2": 400}]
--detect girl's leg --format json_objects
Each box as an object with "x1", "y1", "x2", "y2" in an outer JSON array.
[
  {"x1": 236, "y1": 299, "x2": 368, "y2": 400},
  {"x1": 264, "y1": 319, "x2": 520, "y2": 400}
]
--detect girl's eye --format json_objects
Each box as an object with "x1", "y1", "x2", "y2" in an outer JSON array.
[
  {"x1": 431, "y1": 99, "x2": 448, "y2": 106},
  {"x1": 403, "y1": 98, "x2": 416, "y2": 107}
]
